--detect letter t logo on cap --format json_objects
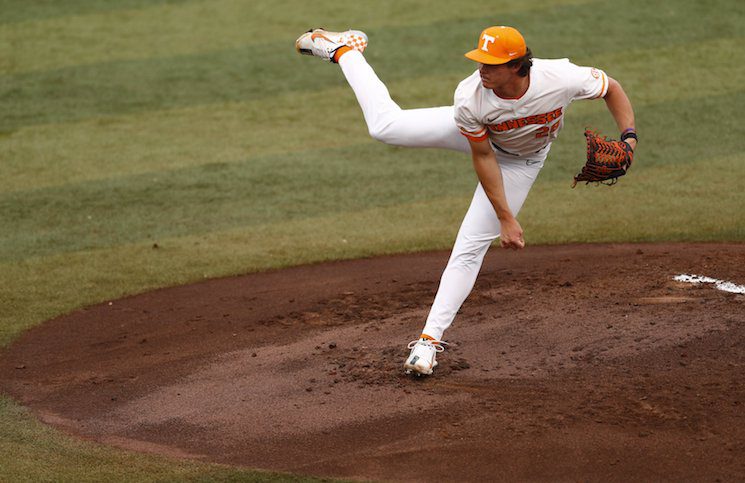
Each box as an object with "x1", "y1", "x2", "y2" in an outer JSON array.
[
  {"x1": 481, "y1": 34, "x2": 496, "y2": 52},
  {"x1": 465, "y1": 26, "x2": 527, "y2": 65}
]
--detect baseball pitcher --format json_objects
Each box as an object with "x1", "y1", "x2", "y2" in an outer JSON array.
[{"x1": 295, "y1": 26, "x2": 637, "y2": 376}]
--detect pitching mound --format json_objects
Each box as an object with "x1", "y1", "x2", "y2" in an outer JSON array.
[{"x1": 1, "y1": 244, "x2": 744, "y2": 481}]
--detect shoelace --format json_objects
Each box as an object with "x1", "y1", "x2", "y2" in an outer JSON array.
[{"x1": 407, "y1": 339, "x2": 448, "y2": 353}]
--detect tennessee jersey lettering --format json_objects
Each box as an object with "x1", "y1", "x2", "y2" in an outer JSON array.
[
  {"x1": 490, "y1": 107, "x2": 563, "y2": 132},
  {"x1": 454, "y1": 58, "x2": 609, "y2": 156}
]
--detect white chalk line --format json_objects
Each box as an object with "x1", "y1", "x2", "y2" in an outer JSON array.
[{"x1": 673, "y1": 274, "x2": 745, "y2": 294}]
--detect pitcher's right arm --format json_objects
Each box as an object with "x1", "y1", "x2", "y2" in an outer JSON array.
[{"x1": 467, "y1": 138, "x2": 525, "y2": 250}]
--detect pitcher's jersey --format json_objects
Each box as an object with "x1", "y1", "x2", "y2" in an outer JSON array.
[{"x1": 454, "y1": 58, "x2": 609, "y2": 157}]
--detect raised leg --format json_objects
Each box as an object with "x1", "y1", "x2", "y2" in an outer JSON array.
[{"x1": 338, "y1": 51, "x2": 470, "y2": 153}]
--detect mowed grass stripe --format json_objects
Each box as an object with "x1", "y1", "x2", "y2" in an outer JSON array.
[
  {"x1": 600, "y1": 37, "x2": 744, "y2": 105},
  {"x1": 0, "y1": 144, "x2": 472, "y2": 263},
  {"x1": 521, "y1": 152, "x2": 745, "y2": 244},
  {"x1": 1, "y1": 0, "x2": 594, "y2": 75},
  {"x1": 2, "y1": 74, "x2": 742, "y2": 198},
  {"x1": 0, "y1": 0, "x2": 193, "y2": 25},
  {"x1": 3, "y1": 151, "x2": 743, "y2": 348},
  {"x1": 543, "y1": 89, "x2": 745, "y2": 181},
  {"x1": 2, "y1": 0, "x2": 742, "y2": 131},
  {"x1": 1, "y1": 86, "x2": 375, "y2": 193},
  {"x1": 2, "y1": 88, "x2": 744, "y2": 264},
  {"x1": 2, "y1": 35, "x2": 743, "y2": 194}
]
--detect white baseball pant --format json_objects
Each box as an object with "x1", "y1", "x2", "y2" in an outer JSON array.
[{"x1": 339, "y1": 51, "x2": 546, "y2": 341}]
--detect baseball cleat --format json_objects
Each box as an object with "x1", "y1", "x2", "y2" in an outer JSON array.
[
  {"x1": 404, "y1": 338, "x2": 447, "y2": 376},
  {"x1": 295, "y1": 28, "x2": 368, "y2": 62}
]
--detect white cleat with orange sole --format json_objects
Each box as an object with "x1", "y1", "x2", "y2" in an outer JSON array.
[
  {"x1": 295, "y1": 28, "x2": 368, "y2": 62},
  {"x1": 404, "y1": 338, "x2": 447, "y2": 376}
]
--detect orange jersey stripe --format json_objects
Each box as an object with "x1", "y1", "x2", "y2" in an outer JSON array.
[
  {"x1": 459, "y1": 128, "x2": 488, "y2": 142},
  {"x1": 596, "y1": 72, "x2": 608, "y2": 99}
]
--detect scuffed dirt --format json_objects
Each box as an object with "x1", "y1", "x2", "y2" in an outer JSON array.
[{"x1": 1, "y1": 243, "x2": 744, "y2": 481}]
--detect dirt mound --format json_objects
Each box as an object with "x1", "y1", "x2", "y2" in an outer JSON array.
[{"x1": 1, "y1": 244, "x2": 744, "y2": 481}]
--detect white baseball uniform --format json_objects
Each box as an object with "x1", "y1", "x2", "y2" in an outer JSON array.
[{"x1": 338, "y1": 51, "x2": 608, "y2": 341}]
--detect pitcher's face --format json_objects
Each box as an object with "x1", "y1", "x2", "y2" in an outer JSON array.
[{"x1": 478, "y1": 63, "x2": 516, "y2": 90}]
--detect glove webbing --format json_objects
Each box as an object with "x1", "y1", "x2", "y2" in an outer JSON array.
[
  {"x1": 589, "y1": 133, "x2": 633, "y2": 166},
  {"x1": 572, "y1": 130, "x2": 633, "y2": 187}
]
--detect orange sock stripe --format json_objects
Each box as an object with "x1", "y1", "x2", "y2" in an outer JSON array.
[
  {"x1": 420, "y1": 333, "x2": 435, "y2": 341},
  {"x1": 333, "y1": 46, "x2": 352, "y2": 63}
]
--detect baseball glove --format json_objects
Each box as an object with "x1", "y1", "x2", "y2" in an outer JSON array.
[{"x1": 572, "y1": 129, "x2": 634, "y2": 187}]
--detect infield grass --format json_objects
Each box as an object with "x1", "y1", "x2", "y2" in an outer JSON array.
[{"x1": 1, "y1": 0, "x2": 744, "y2": 480}]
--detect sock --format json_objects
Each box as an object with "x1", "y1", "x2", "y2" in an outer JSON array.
[{"x1": 332, "y1": 46, "x2": 352, "y2": 63}]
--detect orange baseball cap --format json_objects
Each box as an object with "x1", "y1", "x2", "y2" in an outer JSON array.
[{"x1": 465, "y1": 26, "x2": 527, "y2": 65}]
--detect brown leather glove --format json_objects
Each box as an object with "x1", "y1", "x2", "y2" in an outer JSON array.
[{"x1": 572, "y1": 129, "x2": 634, "y2": 187}]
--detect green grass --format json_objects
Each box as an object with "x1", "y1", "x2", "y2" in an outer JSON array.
[{"x1": 1, "y1": 0, "x2": 744, "y2": 480}]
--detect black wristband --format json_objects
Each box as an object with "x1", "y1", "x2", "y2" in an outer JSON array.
[{"x1": 620, "y1": 131, "x2": 638, "y2": 142}]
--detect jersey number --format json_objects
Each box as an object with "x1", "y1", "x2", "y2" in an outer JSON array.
[{"x1": 535, "y1": 121, "x2": 560, "y2": 138}]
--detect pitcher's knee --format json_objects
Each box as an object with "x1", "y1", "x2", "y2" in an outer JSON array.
[
  {"x1": 449, "y1": 237, "x2": 495, "y2": 270},
  {"x1": 366, "y1": 110, "x2": 403, "y2": 144},
  {"x1": 368, "y1": 124, "x2": 394, "y2": 144},
  {"x1": 450, "y1": 248, "x2": 486, "y2": 271},
  {"x1": 450, "y1": 253, "x2": 479, "y2": 271}
]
